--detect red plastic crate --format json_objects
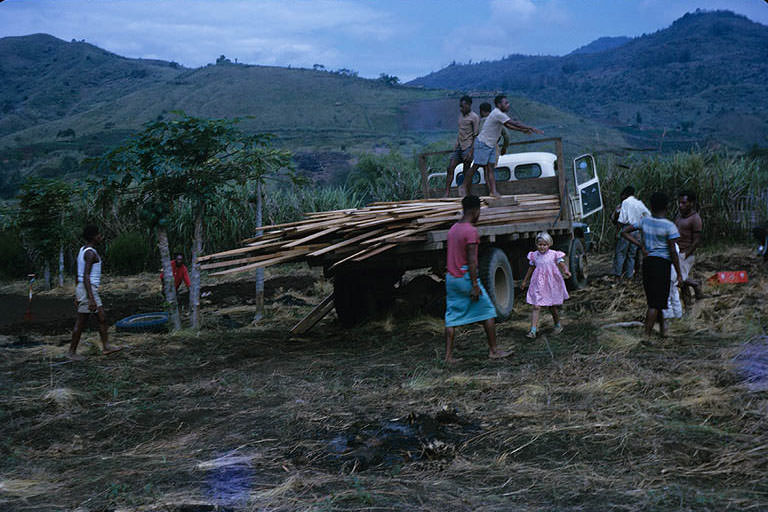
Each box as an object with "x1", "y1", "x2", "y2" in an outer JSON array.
[{"x1": 707, "y1": 271, "x2": 748, "y2": 284}]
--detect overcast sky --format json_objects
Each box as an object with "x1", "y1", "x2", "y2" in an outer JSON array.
[{"x1": 1, "y1": 0, "x2": 767, "y2": 80}]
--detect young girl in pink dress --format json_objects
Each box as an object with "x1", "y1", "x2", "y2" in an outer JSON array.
[{"x1": 521, "y1": 232, "x2": 572, "y2": 338}]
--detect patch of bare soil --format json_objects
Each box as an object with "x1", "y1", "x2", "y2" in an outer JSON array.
[
  {"x1": 0, "y1": 274, "x2": 319, "y2": 337},
  {"x1": 1, "y1": 248, "x2": 767, "y2": 511}
]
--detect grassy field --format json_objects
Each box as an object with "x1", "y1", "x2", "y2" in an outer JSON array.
[{"x1": 2, "y1": 248, "x2": 767, "y2": 511}]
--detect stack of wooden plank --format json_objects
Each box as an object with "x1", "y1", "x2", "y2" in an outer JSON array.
[{"x1": 198, "y1": 194, "x2": 560, "y2": 276}]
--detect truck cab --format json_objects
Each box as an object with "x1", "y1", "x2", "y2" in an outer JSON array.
[{"x1": 425, "y1": 145, "x2": 603, "y2": 250}]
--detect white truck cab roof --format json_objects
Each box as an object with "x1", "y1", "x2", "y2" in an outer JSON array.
[{"x1": 451, "y1": 151, "x2": 557, "y2": 187}]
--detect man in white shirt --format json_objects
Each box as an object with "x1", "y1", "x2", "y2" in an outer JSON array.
[
  {"x1": 69, "y1": 225, "x2": 122, "y2": 360},
  {"x1": 612, "y1": 186, "x2": 650, "y2": 278},
  {"x1": 461, "y1": 95, "x2": 542, "y2": 197}
]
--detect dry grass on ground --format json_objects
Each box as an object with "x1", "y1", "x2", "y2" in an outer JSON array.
[{"x1": 1, "y1": 248, "x2": 767, "y2": 511}]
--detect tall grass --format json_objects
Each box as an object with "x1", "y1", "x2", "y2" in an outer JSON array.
[{"x1": 597, "y1": 151, "x2": 767, "y2": 245}]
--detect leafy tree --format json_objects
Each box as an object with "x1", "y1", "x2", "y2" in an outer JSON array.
[
  {"x1": 346, "y1": 151, "x2": 420, "y2": 203},
  {"x1": 17, "y1": 178, "x2": 76, "y2": 289},
  {"x1": 378, "y1": 73, "x2": 400, "y2": 86},
  {"x1": 99, "y1": 113, "x2": 290, "y2": 330}
]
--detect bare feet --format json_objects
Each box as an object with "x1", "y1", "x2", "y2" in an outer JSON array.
[
  {"x1": 445, "y1": 357, "x2": 463, "y2": 364},
  {"x1": 489, "y1": 349, "x2": 513, "y2": 359},
  {"x1": 67, "y1": 351, "x2": 86, "y2": 361},
  {"x1": 102, "y1": 345, "x2": 123, "y2": 355}
]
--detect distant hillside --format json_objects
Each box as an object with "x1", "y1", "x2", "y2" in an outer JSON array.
[
  {"x1": 569, "y1": 37, "x2": 631, "y2": 55},
  {"x1": 0, "y1": 34, "x2": 629, "y2": 196},
  {"x1": 411, "y1": 10, "x2": 768, "y2": 149},
  {"x1": 0, "y1": 34, "x2": 181, "y2": 137}
]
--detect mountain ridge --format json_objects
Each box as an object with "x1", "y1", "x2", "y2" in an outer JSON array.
[
  {"x1": 409, "y1": 10, "x2": 768, "y2": 149},
  {"x1": 0, "y1": 34, "x2": 629, "y2": 196}
]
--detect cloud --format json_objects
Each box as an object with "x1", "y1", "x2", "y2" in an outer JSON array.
[
  {"x1": 490, "y1": 0, "x2": 537, "y2": 19},
  {"x1": 441, "y1": 0, "x2": 573, "y2": 64},
  {"x1": 0, "y1": 0, "x2": 400, "y2": 73}
]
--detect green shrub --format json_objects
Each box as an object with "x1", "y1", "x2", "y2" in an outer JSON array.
[
  {"x1": 105, "y1": 231, "x2": 155, "y2": 274},
  {"x1": 346, "y1": 151, "x2": 421, "y2": 203}
]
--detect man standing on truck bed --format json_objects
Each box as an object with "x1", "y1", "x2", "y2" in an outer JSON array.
[
  {"x1": 444, "y1": 95, "x2": 479, "y2": 197},
  {"x1": 444, "y1": 195, "x2": 513, "y2": 363},
  {"x1": 478, "y1": 102, "x2": 511, "y2": 161},
  {"x1": 461, "y1": 95, "x2": 542, "y2": 197}
]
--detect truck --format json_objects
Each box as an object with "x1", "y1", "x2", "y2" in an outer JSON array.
[{"x1": 320, "y1": 137, "x2": 603, "y2": 325}]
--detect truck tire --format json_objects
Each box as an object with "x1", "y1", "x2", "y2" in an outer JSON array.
[
  {"x1": 567, "y1": 238, "x2": 588, "y2": 290},
  {"x1": 115, "y1": 312, "x2": 169, "y2": 333},
  {"x1": 333, "y1": 270, "x2": 402, "y2": 326},
  {"x1": 333, "y1": 274, "x2": 364, "y2": 326},
  {"x1": 479, "y1": 248, "x2": 515, "y2": 320}
]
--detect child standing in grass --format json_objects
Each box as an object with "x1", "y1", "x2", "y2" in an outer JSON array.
[{"x1": 521, "y1": 232, "x2": 571, "y2": 338}]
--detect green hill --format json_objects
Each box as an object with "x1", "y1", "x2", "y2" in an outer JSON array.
[
  {"x1": 410, "y1": 10, "x2": 768, "y2": 150},
  {"x1": 0, "y1": 34, "x2": 630, "y2": 196}
]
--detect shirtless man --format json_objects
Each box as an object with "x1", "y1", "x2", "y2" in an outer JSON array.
[
  {"x1": 443, "y1": 96, "x2": 479, "y2": 197},
  {"x1": 69, "y1": 225, "x2": 121, "y2": 360},
  {"x1": 462, "y1": 95, "x2": 542, "y2": 197},
  {"x1": 675, "y1": 190, "x2": 704, "y2": 306}
]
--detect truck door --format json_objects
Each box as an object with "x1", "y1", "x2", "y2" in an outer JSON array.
[{"x1": 572, "y1": 154, "x2": 603, "y2": 219}]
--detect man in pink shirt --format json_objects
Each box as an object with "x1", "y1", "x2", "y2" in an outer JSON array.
[{"x1": 444, "y1": 195, "x2": 513, "y2": 363}]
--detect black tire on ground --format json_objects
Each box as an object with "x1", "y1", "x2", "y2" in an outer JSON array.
[
  {"x1": 479, "y1": 248, "x2": 515, "y2": 320},
  {"x1": 115, "y1": 312, "x2": 169, "y2": 333},
  {"x1": 567, "y1": 238, "x2": 588, "y2": 290}
]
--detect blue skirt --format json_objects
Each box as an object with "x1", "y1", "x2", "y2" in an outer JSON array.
[{"x1": 445, "y1": 270, "x2": 497, "y2": 327}]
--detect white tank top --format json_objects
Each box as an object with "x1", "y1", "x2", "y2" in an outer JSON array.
[{"x1": 77, "y1": 246, "x2": 102, "y2": 287}]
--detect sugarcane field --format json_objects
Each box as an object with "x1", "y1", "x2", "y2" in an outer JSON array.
[{"x1": 2, "y1": 4, "x2": 768, "y2": 512}]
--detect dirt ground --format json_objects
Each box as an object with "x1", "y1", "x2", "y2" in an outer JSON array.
[{"x1": 2, "y1": 249, "x2": 767, "y2": 511}]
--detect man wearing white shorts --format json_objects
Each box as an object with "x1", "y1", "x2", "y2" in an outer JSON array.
[
  {"x1": 675, "y1": 190, "x2": 704, "y2": 307},
  {"x1": 69, "y1": 225, "x2": 121, "y2": 359}
]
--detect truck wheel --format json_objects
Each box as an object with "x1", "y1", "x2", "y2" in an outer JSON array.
[
  {"x1": 479, "y1": 248, "x2": 515, "y2": 320},
  {"x1": 333, "y1": 274, "x2": 364, "y2": 326},
  {"x1": 567, "y1": 238, "x2": 588, "y2": 290},
  {"x1": 333, "y1": 270, "x2": 402, "y2": 326}
]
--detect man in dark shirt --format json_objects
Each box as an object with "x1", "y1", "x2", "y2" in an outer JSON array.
[
  {"x1": 675, "y1": 190, "x2": 704, "y2": 306},
  {"x1": 443, "y1": 96, "x2": 479, "y2": 197}
]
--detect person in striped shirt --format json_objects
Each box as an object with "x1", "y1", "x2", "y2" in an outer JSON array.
[{"x1": 621, "y1": 192, "x2": 683, "y2": 338}]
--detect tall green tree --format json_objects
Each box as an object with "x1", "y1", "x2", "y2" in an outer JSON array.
[
  {"x1": 17, "y1": 178, "x2": 75, "y2": 289},
  {"x1": 100, "y1": 114, "x2": 290, "y2": 330}
]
